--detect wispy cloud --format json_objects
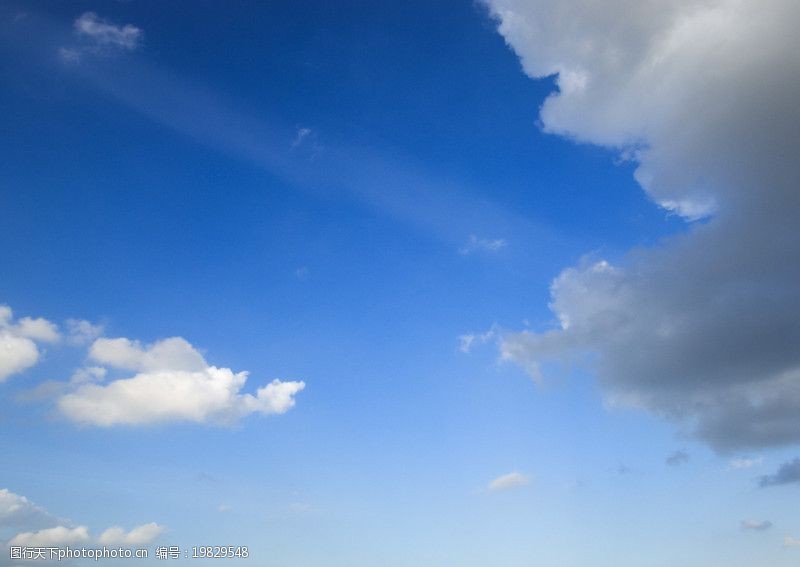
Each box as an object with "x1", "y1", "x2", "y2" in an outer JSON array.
[
  {"x1": 59, "y1": 12, "x2": 142, "y2": 63},
  {"x1": 74, "y1": 12, "x2": 142, "y2": 51},
  {"x1": 459, "y1": 234, "x2": 507, "y2": 256},
  {"x1": 291, "y1": 127, "x2": 312, "y2": 149},
  {"x1": 741, "y1": 519, "x2": 772, "y2": 532},
  {"x1": 458, "y1": 325, "x2": 498, "y2": 354},
  {"x1": 488, "y1": 471, "x2": 529, "y2": 492}
]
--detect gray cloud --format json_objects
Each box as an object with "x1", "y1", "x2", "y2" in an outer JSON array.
[
  {"x1": 758, "y1": 458, "x2": 800, "y2": 487},
  {"x1": 741, "y1": 519, "x2": 773, "y2": 531},
  {"x1": 484, "y1": 0, "x2": 800, "y2": 452},
  {"x1": 666, "y1": 450, "x2": 689, "y2": 467}
]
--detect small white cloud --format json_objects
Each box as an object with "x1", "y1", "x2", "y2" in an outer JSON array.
[
  {"x1": 783, "y1": 536, "x2": 800, "y2": 548},
  {"x1": 730, "y1": 457, "x2": 763, "y2": 470},
  {"x1": 0, "y1": 332, "x2": 40, "y2": 383},
  {"x1": 10, "y1": 525, "x2": 90, "y2": 547},
  {"x1": 0, "y1": 304, "x2": 60, "y2": 382},
  {"x1": 459, "y1": 235, "x2": 507, "y2": 256},
  {"x1": 59, "y1": 336, "x2": 304, "y2": 426},
  {"x1": 488, "y1": 471, "x2": 530, "y2": 492},
  {"x1": 98, "y1": 523, "x2": 165, "y2": 546},
  {"x1": 295, "y1": 266, "x2": 309, "y2": 281},
  {"x1": 741, "y1": 519, "x2": 772, "y2": 531},
  {"x1": 74, "y1": 12, "x2": 142, "y2": 51},
  {"x1": 218, "y1": 504, "x2": 232, "y2": 513}
]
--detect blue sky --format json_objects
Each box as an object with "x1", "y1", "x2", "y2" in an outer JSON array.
[{"x1": 2, "y1": 1, "x2": 800, "y2": 565}]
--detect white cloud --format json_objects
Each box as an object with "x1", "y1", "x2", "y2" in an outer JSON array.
[
  {"x1": 59, "y1": 336, "x2": 304, "y2": 426},
  {"x1": 97, "y1": 523, "x2": 165, "y2": 546},
  {"x1": 0, "y1": 305, "x2": 60, "y2": 382},
  {"x1": 730, "y1": 457, "x2": 763, "y2": 470},
  {"x1": 0, "y1": 489, "x2": 56, "y2": 528},
  {"x1": 1, "y1": 488, "x2": 163, "y2": 555},
  {"x1": 89, "y1": 336, "x2": 207, "y2": 373},
  {"x1": 59, "y1": 13, "x2": 142, "y2": 63},
  {"x1": 74, "y1": 12, "x2": 142, "y2": 51},
  {"x1": 10, "y1": 525, "x2": 89, "y2": 547},
  {"x1": 488, "y1": 471, "x2": 529, "y2": 492},
  {"x1": 484, "y1": 0, "x2": 800, "y2": 451},
  {"x1": 783, "y1": 536, "x2": 800, "y2": 548},
  {"x1": 14, "y1": 318, "x2": 60, "y2": 343},
  {"x1": 459, "y1": 235, "x2": 507, "y2": 255}
]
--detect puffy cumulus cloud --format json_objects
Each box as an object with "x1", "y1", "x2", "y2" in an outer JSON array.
[
  {"x1": 9, "y1": 526, "x2": 89, "y2": 547},
  {"x1": 88, "y1": 337, "x2": 207, "y2": 373},
  {"x1": 484, "y1": 0, "x2": 800, "y2": 452},
  {"x1": 488, "y1": 471, "x2": 530, "y2": 492},
  {"x1": 97, "y1": 523, "x2": 165, "y2": 546},
  {"x1": 58, "y1": 336, "x2": 304, "y2": 426},
  {"x1": 0, "y1": 305, "x2": 60, "y2": 382}
]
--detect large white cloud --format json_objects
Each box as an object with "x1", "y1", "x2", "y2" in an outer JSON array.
[
  {"x1": 0, "y1": 305, "x2": 60, "y2": 382},
  {"x1": 483, "y1": 0, "x2": 800, "y2": 451},
  {"x1": 58, "y1": 336, "x2": 304, "y2": 426}
]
